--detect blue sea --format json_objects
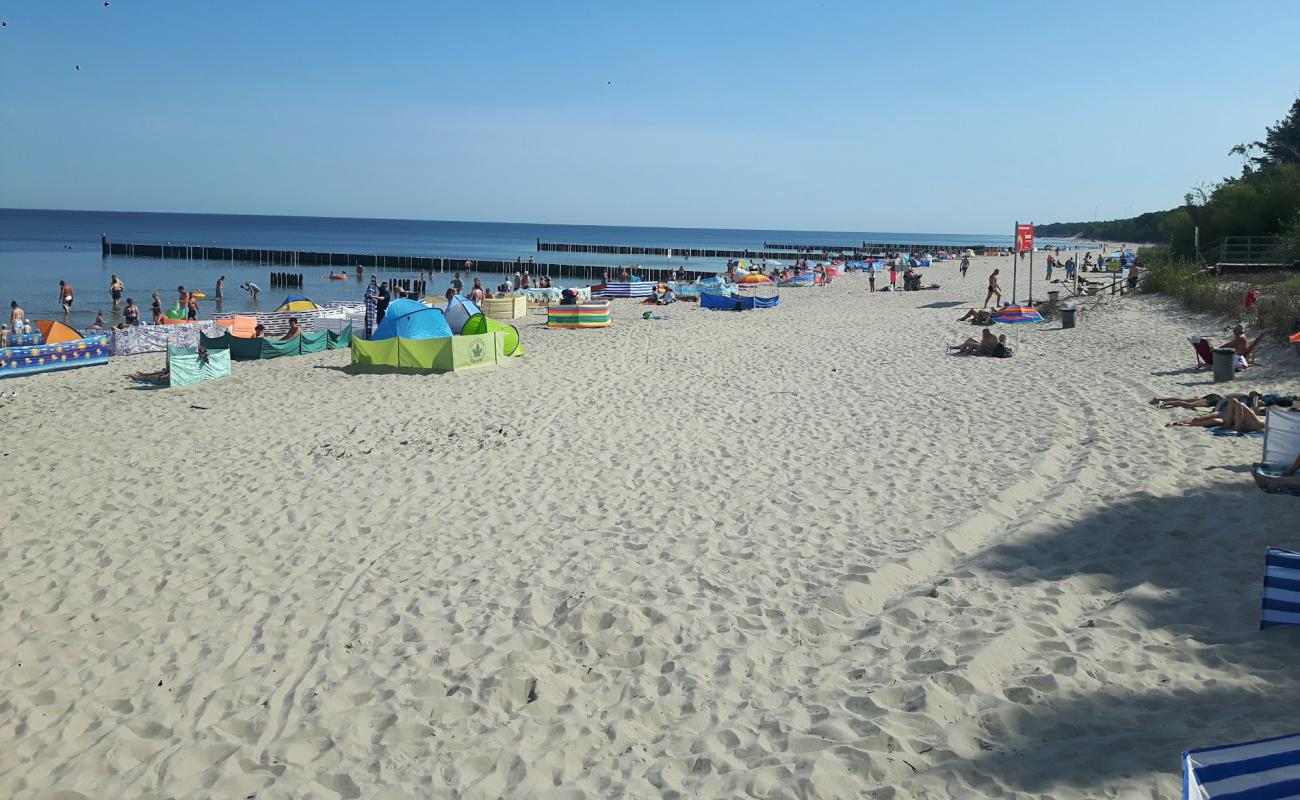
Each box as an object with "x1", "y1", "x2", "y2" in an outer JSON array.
[{"x1": 0, "y1": 209, "x2": 1090, "y2": 326}]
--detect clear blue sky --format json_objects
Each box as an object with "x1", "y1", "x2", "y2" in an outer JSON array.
[{"x1": 2, "y1": 1, "x2": 1297, "y2": 233}]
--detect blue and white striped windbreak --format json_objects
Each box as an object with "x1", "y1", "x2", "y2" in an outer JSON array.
[
  {"x1": 1182, "y1": 731, "x2": 1300, "y2": 799},
  {"x1": 1262, "y1": 547, "x2": 1300, "y2": 629}
]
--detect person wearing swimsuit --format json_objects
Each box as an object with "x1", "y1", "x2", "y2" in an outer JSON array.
[
  {"x1": 983, "y1": 269, "x2": 1002, "y2": 308},
  {"x1": 110, "y1": 274, "x2": 124, "y2": 308},
  {"x1": 123, "y1": 298, "x2": 140, "y2": 326},
  {"x1": 59, "y1": 280, "x2": 74, "y2": 313}
]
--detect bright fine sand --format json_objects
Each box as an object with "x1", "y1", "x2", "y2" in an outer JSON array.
[{"x1": 3, "y1": 255, "x2": 1299, "y2": 800}]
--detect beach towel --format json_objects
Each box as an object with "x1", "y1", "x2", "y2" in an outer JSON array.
[{"x1": 1209, "y1": 426, "x2": 1264, "y2": 438}]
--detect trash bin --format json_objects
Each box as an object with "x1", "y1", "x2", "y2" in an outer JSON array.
[
  {"x1": 1047, "y1": 290, "x2": 1060, "y2": 303},
  {"x1": 1060, "y1": 307, "x2": 1076, "y2": 329},
  {"x1": 1212, "y1": 347, "x2": 1236, "y2": 383}
]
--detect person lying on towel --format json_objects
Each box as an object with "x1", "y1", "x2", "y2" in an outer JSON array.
[{"x1": 1166, "y1": 397, "x2": 1279, "y2": 432}]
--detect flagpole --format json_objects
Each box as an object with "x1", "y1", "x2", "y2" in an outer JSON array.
[
  {"x1": 1011, "y1": 221, "x2": 1019, "y2": 305},
  {"x1": 1028, "y1": 231, "x2": 1034, "y2": 306}
]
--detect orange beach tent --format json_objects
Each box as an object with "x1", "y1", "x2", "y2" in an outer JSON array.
[{"x1": 34, "y1": 320, "x2": 84, "y2": 344}]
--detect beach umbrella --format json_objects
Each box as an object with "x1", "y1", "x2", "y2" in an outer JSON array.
[
  {"x1": 738, "y1": 273, "x2": 772, "y2": 284},
  {"x1": 990, "y1": 305, "x2": 1044, "y2": 324}
]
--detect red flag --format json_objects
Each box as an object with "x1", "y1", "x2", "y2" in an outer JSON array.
[{"x1": 1015, "y1": 223, "x2": 1035, "y2": 253}]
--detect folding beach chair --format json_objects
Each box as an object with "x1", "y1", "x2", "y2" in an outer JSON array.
[
  {"x1": 1182, "y1": 731, "x2": 1300, "y2": 798},
  {"x1": 1252, "y1": 410, "x2": 1300, "y2": 495},
  {"x1": 1192, "y1": 337, "x2": 1215, "y2": 368},
  {"x1": 1261, "y1": 547, "x2": 1300, "y2": 629}
]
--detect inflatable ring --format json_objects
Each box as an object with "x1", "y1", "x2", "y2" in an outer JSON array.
[{"x1": 190, "y1": 291, "x2": 206, "y2": 299}]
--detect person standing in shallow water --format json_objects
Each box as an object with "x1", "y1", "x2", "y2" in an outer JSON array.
[{"x1": 109, "y1": 274, "x2": 124, "y2": 309}]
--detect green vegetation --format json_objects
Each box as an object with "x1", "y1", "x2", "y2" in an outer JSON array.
[
  {"x1": 1138, "y1": 245, "x2": 1300, "y2": 338},
  {"x1": 1040, "y1": 94, "x2": 1300, "y2": 259}
]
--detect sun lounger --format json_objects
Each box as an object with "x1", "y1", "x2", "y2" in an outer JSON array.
[
  {"x1": 1182, "y1": 731, "x2": 1300, "y2": 798},
  {"x1": 1261, "y1": 547, "x2": 1300, "y2": 628},
  {"x1": 1252, "y1": 410, "x2": 1300, "y2": 495}
]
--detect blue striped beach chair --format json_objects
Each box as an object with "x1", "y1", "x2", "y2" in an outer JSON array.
[
  {"x1": 1182, "y1": 731, "x2": 1300, "y2": 799},
  {"x1": 1262, "y1": 547, "x2": 1300, "y2": 629}
]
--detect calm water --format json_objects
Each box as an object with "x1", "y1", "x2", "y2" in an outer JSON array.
[{"x1": 0, "y1": 209, "x2": 1091, "y2": 326}]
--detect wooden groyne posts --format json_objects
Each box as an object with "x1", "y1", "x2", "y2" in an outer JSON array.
[
  {"x1": 269, "y1": 272, "x2": 303, "y2": 289},
  {"x1": 763, "y1": 241, "x2": 1000, "y2": 254},
  {"x1": 99, "y1": 235, "x2": 718, "y2": 284},
  {"x1": 536, "y1": 240, "x2": 1001, "y2": 258}
]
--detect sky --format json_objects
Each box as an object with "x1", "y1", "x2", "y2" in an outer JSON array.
[{"x1": 1, "y1": 1, "x2": 1298, "y2": 234}]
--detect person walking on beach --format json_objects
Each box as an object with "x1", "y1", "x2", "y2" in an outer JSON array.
[
  {"x1": 1045, "y1": 255, "x2": 1056, "y2": 281},
  {"x1": 984, "y1": 269, "x2": 1002, "y2": 308},
  {"x1": 960, "y1": 255, "x2": 969, "y2": 278},
  {"x1": 58, "y1": 280, "x2": 74, "y2": 314},
  {"x1": 868, "y1": 268, "x2": 876, "y2": 292},
  {"x1": 888, "y1": 263, "x2": 897, "y2": 290},
  {"x1": 109, "y1": 274, "x2": 124, "y2": 308}
]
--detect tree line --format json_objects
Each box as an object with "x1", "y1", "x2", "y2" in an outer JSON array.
[{"x1": 1037, "y1": 93, "x2": 1300, "y2": 259}]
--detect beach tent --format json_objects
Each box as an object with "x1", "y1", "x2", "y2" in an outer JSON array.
[
  {"x1": 275, "y1": 295, "x2": 322, "y2": 313},
  {"x1": 351, "y1": 330, "x2": 502, "y2": 371},
  {"x1": 34, "y1": 320, "x2": 83, "y2": 344},
  {"x1": 1252, "y1": 409, "x2": 1300, "y2": 495},
  {"x1": 353, "y1": 298, "x2": 502, "y2": 371},
  {"x1": 991, "y1": 305, "x2": 1044, "y2": 324},
  {"x1": 167, "y1": 345, "x2": 232, "y2": 388},
  {"x1": 461, "y1": 314, "x2": 524, "y2": 357},
  {"x1": 444, "y1": 296, "x2": 484, "y2": 334},
  {"x1": 1183, "y1": 731, "x2": 1300, "y2": 798},
  {"x1": 371, "y1": 299, "x2": 452, "y2": 340}
]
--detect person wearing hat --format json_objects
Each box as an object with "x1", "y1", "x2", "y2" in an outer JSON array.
[{"x1": 1223, "y1": 324, "x2": 1265, "y2": 365}]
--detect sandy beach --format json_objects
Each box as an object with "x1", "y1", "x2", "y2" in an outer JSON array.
[{"x1": 2, "y1": 255, "x2": 1299, "y2": 799}]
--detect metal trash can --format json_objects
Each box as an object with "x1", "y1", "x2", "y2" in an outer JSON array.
[
  {"x1": 1047, "y1": 290, "x2": 1060, "y2": 303},
  {"x1": 1060, "y1": 307, "x2": 1076, "y2": 329},
  {"x1": 1212, "y1": 347, "x2": 1236, "y2": 383}
]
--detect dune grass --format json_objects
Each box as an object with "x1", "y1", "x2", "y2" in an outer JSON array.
[{"x1": 1138, "y1": 246, "x2": 1300, "y2": 339}]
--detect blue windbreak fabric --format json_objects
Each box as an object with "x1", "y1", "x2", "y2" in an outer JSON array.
[
  {"x1": 372, "y1": 299, "x2": 452, "y2": 340},
  {"x1": 700, "y1": 292, "x2": 739, "y2": 310}
]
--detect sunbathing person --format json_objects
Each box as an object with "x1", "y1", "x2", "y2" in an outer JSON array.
[
  {"x1": 958, "y1": 308, "x2": 993, "y2": 324},
  {"x1": 1224, "y1": 324, "x2": 1266, "y2": 362},
  {"x1": 1166, "y1": 397, "x2": 1267, "y2": 431},
  {"x1": 1149, "y1": 392, "x2": 1233, "y2": 410},
  {"x1": 950, "y1": 327, "x2": 998, "y2": 355}
]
